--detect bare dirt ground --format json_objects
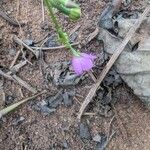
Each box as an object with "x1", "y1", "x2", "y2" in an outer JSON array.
[{"x1": 0, "y1": 0, "x2": 150, "y2": 150}]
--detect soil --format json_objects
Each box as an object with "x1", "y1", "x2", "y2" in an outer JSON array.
[{"x1": 0, "y1": 0, "x2": 150, "y2": 150}]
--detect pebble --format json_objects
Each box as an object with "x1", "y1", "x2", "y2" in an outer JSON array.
[
  {"x1": 93, "y1": 134, "x2": 102, "y2": 142},
  {"x1": 62, "y1": 92, "x2": 73, "y2": 107},
  {"x1": 8, "y1": 48, "x2": 16, "y2": 57},
  {"x1": 33, "y1": 100, "x2": 56, "y2": 116},
  {"x1": 5, "y1": 95, "x2": 14, "y2": 106},
  {"x1": 40, "y1": 21, "x2": 50, "y2": 30},
  {"x1": 45, "y1": 35, "x2": 58, "y2": 47},
  {"x1": 95, "y1": 133, "x2": 107, "y2": 150},
  {"x1": 12, "y1": 116, "x2": 25, "y2": 126},
  {"x1": 79, "y1": 122, "x2": 92, "y2": 140},
  {"x1": 23, "y1": 39, "x2": 34, "y2": 46},
  {"x1": 62, "y1": 140, "x2": 69, "y2": 149}
]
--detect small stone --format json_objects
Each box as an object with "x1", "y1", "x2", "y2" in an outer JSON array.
[
  {"x1": 63, "y1": 92, "x2": 73, "y2": 107},
  {"x1": 99, "y1": 4, "x2": 114, "y2": 30},
  {"x1": 95, "y1": 133, "x2": 107, "y2": 150},
  {"x1": 12, "y1": 116, "x2": 25, "y2": 126},
  {"x1": 93, "y1": 134, "x2": 102, "y2": 142},
  {"x1": 33, "y1": 100, "x2": 55, "y2": 116},
  {"x1": 62, "y1": 140, "x2": 69, "y2": 149},
  {"x1": 48, "y1": 91, "x2": 63, "y2": 108},
  {"x1": 40, "y1": 21, "x2": 50, "y2": 30},
  {"x1": 45, "y1": 35, "x2": 58, "y2": 47},
  {"x1": 5, "y1": 95, "x2": 14, "y2": 106},
  {"x1": 8, "y1": 48, "x2": 16, "y2": 57},
  {"x1": 123, "y1": 0, "x2": 131, "y2": 7},
  {"x1": 23, "y1": 39, "x2": 34, "y2": 46},
  {"x1": 79, "y1": 122, "x2": 92, "y2": 140}
]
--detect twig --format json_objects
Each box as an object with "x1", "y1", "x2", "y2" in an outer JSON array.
[
  {"x1": 9, "y1": 50, "x2": 21, "y2": 69},
  {"x1": 83, "y1": 112, "x2": 96, "y2": 116},
  {"x1": 100, "y1": 116, "x2": 116, "y2": 149},
  {"x1": 0, "y1": 90, "x2": 46, "y2": 118},
  {"x1": 0, "y1": 9, "x2": 24, "y2": 26},
  {"x1": 12, "y1": 74, "x2": 37, "y2": 94},
  {"x1": 41, "y1": 0, "x2": 45, "y2": 22},
  {"x1": 34, "y1": 33, "x2": 49, "y2": 44},
  {"x1": 0, "y1": 69, "x2": 37, "y2": 93},
  {"x1": 0, "y1": 70, "x2": 14, "y2": 80},
  {"x1": 13, "y1": 36, "x2": 39, "y2": 58},
  {"x1": 85, "y1": 27, "x2": 99, "y2": 45},
  {"x1": 31, "y1": 42, "x2": 79, "y2": 50},
  {"x1": 9, "y1": 60, "x2": 27, "y2": 74},
  {"x1": 69, "y1": 24, "x2": 81, "y2": 36},
  {"x1": 77, "y1": 5, "x2": 150, "y2": 121},
  {"x1": 104, "y1": 130, "x2": 116, "y2": 149},
  {"x1": 88, "y1": 71, "x2": 97, "y2": 83},
  {"x1": 107, "y1": 115, "x2": 115, "y2": 137}
]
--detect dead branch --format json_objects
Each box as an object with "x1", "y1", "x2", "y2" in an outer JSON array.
[{"x1": 77, "y1": 5, "x2": 150, "y2": 121}]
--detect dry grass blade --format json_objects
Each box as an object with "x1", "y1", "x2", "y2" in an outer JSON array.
[
  {"x1": 77, "y1": 5, "x2": 150, "y2": 121},
  {"x1": 0, "y1": 90, "x2": 46, "y2": 119}
]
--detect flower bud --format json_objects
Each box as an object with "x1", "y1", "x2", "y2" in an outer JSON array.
[
  {"x1": 69, "y1": 8, "x2": 81, "y2": 20},
  {"x1": 61, "y1": 0, "x2": 79, "y2": 8}
]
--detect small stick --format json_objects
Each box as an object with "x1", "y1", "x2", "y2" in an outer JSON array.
[
  {"x1": 31, "y1": 42, "x2": 79, "y2": 50},
  {"x1": 12, "y1": 74, "x2": 37, "y2": 94},
  {"x1": 83, "y1": 112, "x2": 96, "y2": 116},
  {"x1": 13, "y1": 36, "x2": 39, "y2": 58},
  {"x1": 0, "y1": 90, "x2": 46, "y2": 118},
  {"x1": 41, "y1": 0, "x2": 45, "y2": 22},
  {"x1": 0, "y1": 9, "x2": 24, "y2": 27},
  {"x1": 9, "y1": 50, "x2": 21, "y2": 69},
  {"x1": 77, "y1": 5, "x2": 150, "y2": 121},
  {"x1": 69, "y1": 24, "x2": 81, "y2": 36},
  {"x1": 9, "y1": 60, "x2": 27, "y2": 74},
  {"x1": 0, "y1": 70, "x2": 14, "y2": 80},
  {"x1": 88, "y1": 71, "x2": 97, "y2": 83},
  {"x1": 85, "y1": 27, "x2": 99, "y2": 45},
  {"x1": 0, "y1": 69, "x2": 37, "y2": 93}
]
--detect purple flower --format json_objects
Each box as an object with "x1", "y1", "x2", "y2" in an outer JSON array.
[{"x1": 72, "y1": 53, "x2": 96, "y2": 75}]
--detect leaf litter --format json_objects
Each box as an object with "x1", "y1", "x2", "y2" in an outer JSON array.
[{"x1": 0, "y1": 0, "x2": 150, "y2": 149}]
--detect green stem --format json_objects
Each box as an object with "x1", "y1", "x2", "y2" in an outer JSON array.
[
  {"x1": 44, "y1": 0, "x2": 61, "y2": 33},
  {"x1": 44, "y1": 0, "x2": 79, "y2": 56}
]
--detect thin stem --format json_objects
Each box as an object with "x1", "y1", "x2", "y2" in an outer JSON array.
[
  {"x1": 44, "y1": 0, "x2": 61, "y2": 32},
  {"x1": 44, "y1": 0, "x2": 79, "y2": 56}
]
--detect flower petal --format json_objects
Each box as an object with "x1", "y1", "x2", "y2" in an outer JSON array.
[
  {"x1": 72, "y1": 57, "x2": 83, "y2": 74},
  {"x1": 80, "y1": 57, "x2": 93, "y2": 71},
  {"x1": 71, "y1": 53, "x2": 96, "y2": 75},
  {"x1": 81, "y1": 53, "x2": 96, "y2": 60}
]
